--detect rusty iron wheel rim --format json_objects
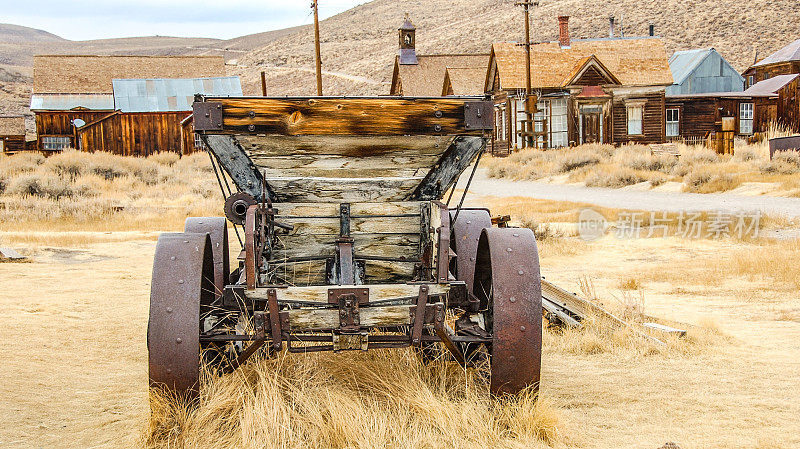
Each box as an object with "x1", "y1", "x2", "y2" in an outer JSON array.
[
  {"x1": 450, "y1": 209, "x2": 492, "y2": 295},
  {"x1": 185, "y1": 217, "x2": 230, "y2": 299},
  {"x1": 473, "y1": 227, "x2": 542, "y2": 396},
  {"x1": 148, "y1": 232, "x2": 215, "y2": 395}
]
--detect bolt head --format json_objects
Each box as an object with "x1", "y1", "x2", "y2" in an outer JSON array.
[
  {"x1": 518, "y1": 270, "x2": 524, "y2": 275},
  {"x1": 520, "y1": 326, "x2": 526, "y2": 331},
  {"x1": 176, "y1": 338, "x2": 183, "y2": 344},
  {"x1": 509, "y1": 297, "x2": 516, "y2": 303}
]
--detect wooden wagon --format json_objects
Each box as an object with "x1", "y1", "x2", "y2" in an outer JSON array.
[{"x1": 148, "y1": 96, "x2": 542, "y2": 397}]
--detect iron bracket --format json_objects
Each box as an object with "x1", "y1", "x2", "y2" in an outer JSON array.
[
  {"x1": 464, "y1": 101, "x2": 494, "y2": 130},
  {"x1": 193, "y1": 101, "x2": 224, "y2": 132}
]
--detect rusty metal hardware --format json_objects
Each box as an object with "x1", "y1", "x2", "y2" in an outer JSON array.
[
  {"x1": 335, "y1": 203, "x2": 356, "y2": 285},
  {"x1": 192, "y1": 101, "x2": 223, "y2": 132},
  {"x1": 411, "y1": 285, "x2": 429, "y2": 345},
  {"x1": 224, "y1": 192, "x2": 256, "y2": 225},
  {"x1": 450, "y1": 209, "x2": 492, "y2": 296},
  {"x1": 244, "y1": 205, "x2": 258, "y2": 290},
  {"x1": 435, "y1": 202, "x2": 451, "y2": 283},
  {"x1": 463, "y1": 101, "x2": 494, "y2": 130},
  {"x1": 328, "y1": 288, "x2": 369, "y2": 333},
  {"x1": 266, "y1": 289, "x2": 282, "y2": 351},
  {"x1": 434, "y1": 303, "x2": 466, "y2": 365}
]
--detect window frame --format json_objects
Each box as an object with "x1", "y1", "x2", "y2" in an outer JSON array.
[
  {"x1": 739, "y1": 102, "x2": 754, "y2": 135},
  {"x1": 41, "y1": 135, "x2": 72, "y2": 151},
  {"x1": 626, "y1": 104, "x2": 644, "y2": 136},
  {"x1": 665, "y1": 108, "x2": 680, "y2": 137}
]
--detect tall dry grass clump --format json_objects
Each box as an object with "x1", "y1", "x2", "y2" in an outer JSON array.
[
  {"x1": 145, "y1": 350, "x2": 565, "y2": 449},
  {"x1": 0, "y1": 150, "x2": 222, "y2": 231}
]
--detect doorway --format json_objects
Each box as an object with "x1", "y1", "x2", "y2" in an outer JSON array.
[{"x1": 579, "y1": 105, "x2": 604, "y2": 144}]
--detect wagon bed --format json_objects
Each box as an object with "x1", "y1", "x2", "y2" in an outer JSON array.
[{"x1": 147, "y1": 96, "x2": 543, "y2": 397}]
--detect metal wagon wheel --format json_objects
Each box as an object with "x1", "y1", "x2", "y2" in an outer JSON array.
[
  {"x1": 472, "y1": 227, "x2": 542, "y2": 396},
  {"x1": 148, "y1": 232, "x2": 215, "y2": 394}
]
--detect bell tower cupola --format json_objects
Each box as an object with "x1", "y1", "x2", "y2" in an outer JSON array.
[{"x1": 398, "y1": 14, "x2": 418, "y2": 65}]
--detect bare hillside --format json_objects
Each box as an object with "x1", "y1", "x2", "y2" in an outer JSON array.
[{"x1": 235, "y1": 0, "x2": 800, "y2": 96}]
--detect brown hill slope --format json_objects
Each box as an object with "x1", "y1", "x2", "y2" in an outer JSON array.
[{"x1": 234, "y1": 0, "x2": 800, "y2": 96}]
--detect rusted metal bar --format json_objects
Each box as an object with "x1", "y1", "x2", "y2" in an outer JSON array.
[
  {"x1": 244, "y1": 205, "x2": 258, "y2": 290},
  {"x1": 433, "y1": 303, "x2": 466, "y2": 365},
  {"x1": 267, "y1": 289, "x2": 282, "y2": 351},
  {"x1": 411, "y1": 285, "x2": 429, "y2": 345}
]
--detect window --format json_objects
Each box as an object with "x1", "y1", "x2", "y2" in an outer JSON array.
[
  {"x1": 627, "y1": 105, "x2": 643, "y2": 135},
  {"x1": 549, "y1": 98, "x2": 569, "y2": 148},
  {"x1": 666, "y1": 108, "x2": 680, "y2": 137},
  {"x1": 194, "y1": 133, "x2": 207, "y2": 151},
  {"x1": 41, "y1": 136, "x2": 71, "y2": 151},
  {"x1": 747, "y1": 76, "x2": 754, "y2": 89},
  {"x1": 763, "y1": 73, "x2": 770, "y2": 81},
  {"x1": 739, "y1": 103, "x2": 754, "y2": 135}
]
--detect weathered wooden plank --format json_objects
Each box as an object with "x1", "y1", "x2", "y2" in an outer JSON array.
[
  {"x1": 238, "y1": 135, "x2": 454, "y2": 158},
  {"x1": 204, "y1": 134, "x2": 270, "y2": 199},
  {"x1": 410, "y1": 136, "x2": 486, "y2": 200},
  {"x1": 280, "y1": 216, "x2": 420, "y2": 236},
  {"x1": 273, "y1": 234, "x2": 420, "y2": 259},
  {"x1": 268, "y1": 177, "x2": 423, "y2": 203},
  {"x1": 266, "y1": 259, "x2": 417, "y2": 286},
  {"x1": 273, "y1": 201, "x2": 423, "y2": 217},
  {"x1": 287, "y1": 305, "x2": 413, "y2": 331},
  {"x1": 211, "y1": 98, "x2": 481, "y2": 136},
  {"x1": 251, "y1": 154, "x2": 437, "y2": 179},
  {"x1": 248, "y1": 283, "x2": 448, "y2": 303}
]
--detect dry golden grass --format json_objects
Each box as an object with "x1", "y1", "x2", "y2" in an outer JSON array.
[
  {"x1": 484, "y1": 128, "x2": 800, "y2": 195},
  {"x1": 0, "y1": 150, "x2": 222, "y2": 232},
  {"x1": 146, "y1": 350, "x2": 565, "y2": 449}
]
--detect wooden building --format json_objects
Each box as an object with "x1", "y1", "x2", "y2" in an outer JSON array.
[
  {"x1": 743, "y1": 39, "x2": 800, "y2": 89},
  {"x1": 666, "y1": 74, "x2": 799, "y2": 140},
  {"x1": 0, "y1": 116, "x2": 26, "y2": 153},
  {"x1": 486, "y1": 16, "x2": 673, "y2": 151},
  {"x1": 667, "y1": 48, "x2": 743, "y2": 95},
  {"x1": 389, "y1": 15, "x2": 488, "y2": 96},
  {"x1": 30, "y1": 55, "x2": 227, "y2": 154}
]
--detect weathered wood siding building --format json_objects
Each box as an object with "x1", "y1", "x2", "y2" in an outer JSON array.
[
  {"x1": 0, "y1": 116, "x2": 27, "y2": 153},
  {"x1": 743, "y1": 38, "x2": 800, "y2": 89},
  {"x1": 666, "y1": 74, "x2": 799, "y2": 140},
  {"x1": 486, "y1": 16, "x2": 673, "y2": 151},
  {"x1": 30, "y1": 55, "x2": 228, "y2": 154}
]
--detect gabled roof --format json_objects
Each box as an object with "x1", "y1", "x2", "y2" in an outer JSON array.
[
  {"x1": 392, "y1": 54, "x2": 488, "y2": 96},
  {"x1": 741, "y1": 74, "x2": 798, "y2": 96},
  {"x1": 753, "y1": 39, "x2": 800, "y2": 68},
  {"x1": 0, "y1": 116, "x2": 25, "y2": 136},
  {"x1": 669, "y1": 48, "x2": 715, "y2": 85},
  {"x1": 113, "y1": 77, "x2": 242, "y2": 112},
  {"x1": 488, "y1": 37, "x2": 673, "y2": 91},
  {"x1": 562, "y1": 55, "x2": 621, "y2": 86},
  {"x1": 33, "y1": 55, "x2": 226, "y2": 94},
  {"x1": 442, "y1": 67, "x2": 488, "y2": 95}
]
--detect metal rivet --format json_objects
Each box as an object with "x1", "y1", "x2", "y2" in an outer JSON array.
[
  {"x1": 434, "y1": 124, "x2": 442, "y2": 132},
  {"x1": 466, "y1": 220, "x2": 471, "y2": 224},
  {"x1": 170, "y1": 256, "x2": 176, "y2": 261},
  {"x1": 166, "y1": 368, "x2": 172, "y2": 374},
  {"x1": 513, "y1": 233, "x2": 519, "y2": 237},
  {"x1": 178, "y1": 279, "x2": 184, "y2": 284},
  {"x1": 166, "y1": 307, "x2": 173, "y2": 313},
  {"x1": 507, "y1": 248, "x2": 513, "y2": 252},
  {"x1": 176, "y1": 338, "x2": 182, "y2": 344},
  {"x1": 183, "y1": 240, "x2": 189, "y2": 243},
  {"x1": 248, "y1": 124, "x2": 255, "y2": 132},
  {"x1": 509, "y1": 356, "x2": 516, "y2": 361},
  {"x1": 509, "y1": 297, "x2": 516, "y2": 303},
  {"x1": 520, "y1": 326, "x2": 526, "y2": 331},
  {"x1": 470, "y1": 257, "x2": 475, "y2": 261},
  {"x1": 518, "y1": 270, "x2": 524, "y2": 275},
  {"x1": 198, "y1": 221, "x2": 204, "y2": 224}
]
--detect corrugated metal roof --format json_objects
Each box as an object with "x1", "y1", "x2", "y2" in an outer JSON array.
[
  {"x1": 30, "y1": 93, "x2": 115, "y2": 111},
  {"x1": 112, "y1": 76, "x2": 243, "y2": 113},
  {"x1": 753, "y1": 39, "x2": 800, "y2": 68},
  {"x1": 668, "y1": 48, "x2": 712, "y2": 85}
]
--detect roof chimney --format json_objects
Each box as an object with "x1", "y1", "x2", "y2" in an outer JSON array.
[
  {"x1": 649, "y1": 23, "x2": 655, "y2": 36},
  {"x1": 558, "y1": 16, "x2": 570, "y2": 48},
  {"x1": 608, "y1": 16, "x2": 615, "y2": 38},
  {"x1": 398, "y1": 13, "x2": 417, "y2": 65}
]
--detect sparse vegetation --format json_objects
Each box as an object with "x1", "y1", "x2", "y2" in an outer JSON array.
[
  {"x1": 0, "y1": 150, "x2": 221, "y2": 231},
  {"x1": 485, "y1": 130, "x2": 800, "y2": 195}
]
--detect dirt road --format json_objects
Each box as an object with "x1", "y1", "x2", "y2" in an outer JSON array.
[{"x1": 460, "y1": 169, "x2": 800, "y2": 217}]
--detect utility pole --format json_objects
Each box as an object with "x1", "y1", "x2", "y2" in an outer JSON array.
[
  {"x1": 312, "y1": 0, "x2": 323, "y2": 96},
  {"x1": 515, "y1": 1, "x2": 538, "y2": 149}
]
